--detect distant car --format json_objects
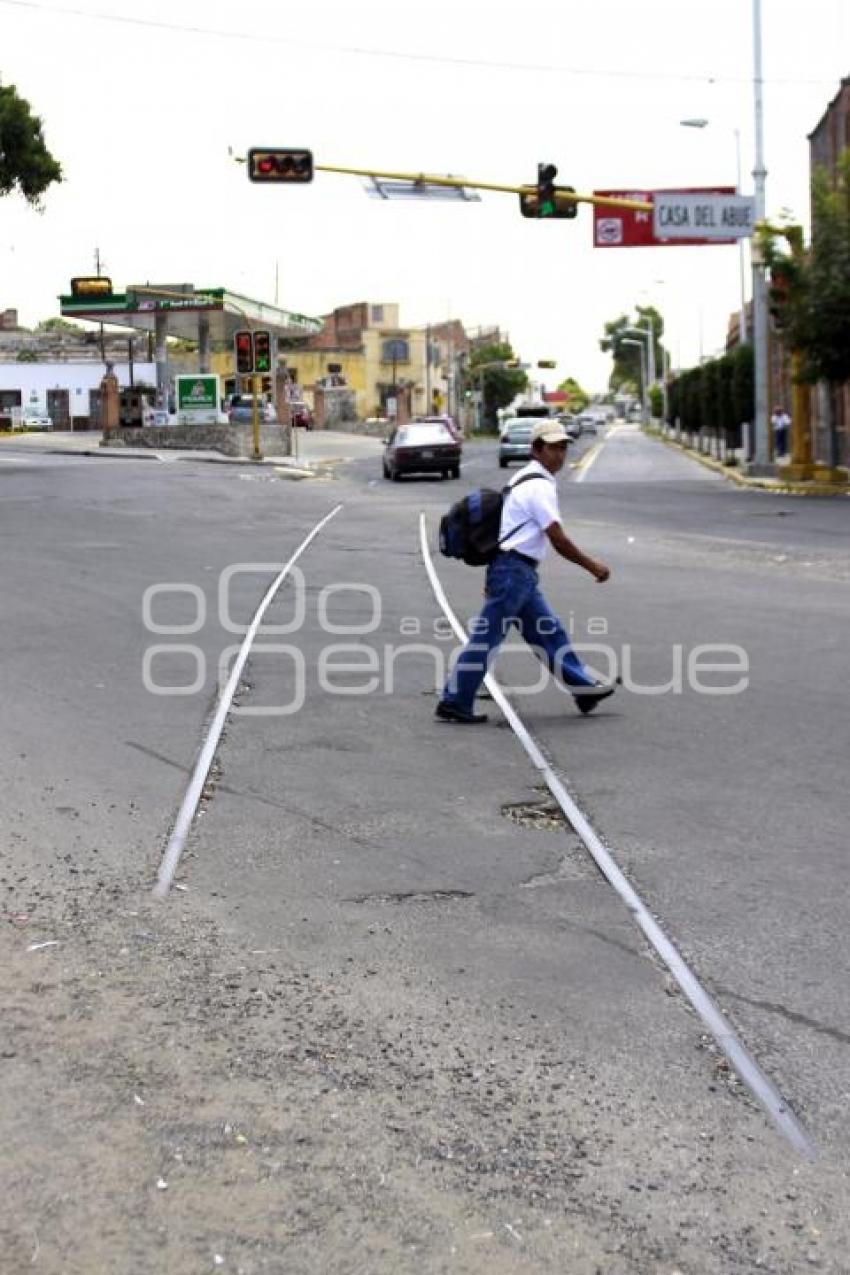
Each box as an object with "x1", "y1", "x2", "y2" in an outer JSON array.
[
  {"x1": 498, "y1": 420, "x2": 534, "y2": 467},
  {"x1": 577, "y1": 413, "x2": 600, "y2": 436},
  {"x1": 228, "y1": 396, "x2": 276, "y2": 424},
  {"x1": 414, "y1": 414, "x2": 462, "y2": 443},
  {"x1": 556, "y1": 413, "x2": 581, "y2": 442},
  {"x1": 383, "y1": 421, "x2": 461, "y2": 480},
  {"x1": 15, "y1": 411, "x2": 51, "y2": 432},
  {"x1": 290, "y1": 402, "x2": 313, "y2": 429}
]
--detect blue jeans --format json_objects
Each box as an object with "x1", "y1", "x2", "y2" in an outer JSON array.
[{"x1": 441, "y1": 553, "x2": 597, "y2": 712}]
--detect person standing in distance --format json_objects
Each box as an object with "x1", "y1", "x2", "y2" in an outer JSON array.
[{"x1": 436, "y1": 419, "x2": 617, "y2": 724}]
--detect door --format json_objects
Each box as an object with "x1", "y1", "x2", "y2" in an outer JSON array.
[{"x1": 47, "y1": 389, "x2": 70, "y2": 430}]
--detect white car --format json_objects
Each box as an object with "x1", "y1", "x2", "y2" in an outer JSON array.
[{"x1": 16, "y1": 411, "x2": 52, "y2": 432}]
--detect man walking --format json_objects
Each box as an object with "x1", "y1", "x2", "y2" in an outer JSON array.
[{"x1": 436, "y1": 419, "x2": 616, "y2": 724}]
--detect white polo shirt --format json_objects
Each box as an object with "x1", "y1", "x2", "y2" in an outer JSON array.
[{"x1": 498, "y1": 459, "x2": 560, "y2": 562}]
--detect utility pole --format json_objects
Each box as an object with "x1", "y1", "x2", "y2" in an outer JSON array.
[
  {"x1": 95, "y1": 246, "x2": 107, "y2": 367},
  {"x1": 749, "y1": 0, "x2": 772, "y2": 473}
]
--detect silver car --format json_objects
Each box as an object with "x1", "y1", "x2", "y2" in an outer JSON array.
[{"x1": 498, "y1": 420, "x2": 533, "y2": 467}]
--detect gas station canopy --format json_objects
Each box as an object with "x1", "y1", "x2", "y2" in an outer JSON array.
[{"x1": 59, "y1": 282, "x2": 323, "y2": 345}]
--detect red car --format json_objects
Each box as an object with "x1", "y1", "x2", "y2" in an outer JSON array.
[
  {"x1": 383, "y1": 421, "x2": 461, "y2": 481},
  {"x1": 415, "y1": 414, "x2": 463, "y2": 443},
  {"x1": 290, "y1": 402, "x2": 313, "y2": 429}
]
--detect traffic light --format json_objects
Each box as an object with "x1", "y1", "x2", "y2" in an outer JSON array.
[
  {"x1": 247, "y1": 148, "x2": 313, "y2": 183},
  {"x1": 769, "y1": 262, "x2": 791, "y2": 330},
  {"x1": 538, "y1": 162, "x2": 557, "y2": 217},
  {"x1": 537, "y1": 360, "x2": 557, "y2": 369},
  {"x1": 519, "y1": 179, "x2": 579, "y2": 219},
  {"x1": 253, "y1": 330, "x2": 272, "y2": 374},
  {"x1": 235, "y1": 330, "x2": 254, "y2": 375}
]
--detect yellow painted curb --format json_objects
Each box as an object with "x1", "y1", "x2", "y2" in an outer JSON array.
[{"x1": 649, "y1": 431, "x2": 850, "y2": 497}]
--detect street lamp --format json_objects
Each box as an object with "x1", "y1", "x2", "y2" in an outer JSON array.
[
  {"x1": 621, "y1": 338, "x2": 648, "y2": 423},
  {"x1": 679, "y1": 117, "x2": 748, "y2": 345}
]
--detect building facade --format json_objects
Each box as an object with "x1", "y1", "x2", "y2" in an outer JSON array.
[{"x1": 281, "y1": 302, "x2": 471, "y2": 424}]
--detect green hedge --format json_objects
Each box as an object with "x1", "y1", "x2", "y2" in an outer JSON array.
[{"x1": 666, "y1": 344, "x2": 753, "y2": 453}]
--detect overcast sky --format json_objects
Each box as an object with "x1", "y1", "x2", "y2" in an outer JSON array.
[{"x1": 2, "y1": 0, "x2": 848, "y2": 390}]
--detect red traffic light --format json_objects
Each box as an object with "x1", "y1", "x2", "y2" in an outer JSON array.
[
  {"x1": 247, "y1": 148, "x2": 313, "y2": 183},
  {"x1": 235, "y1": 330, "x2": 254, "y2": 375}
]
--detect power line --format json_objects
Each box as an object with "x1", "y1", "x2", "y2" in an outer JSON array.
[{"x1": 0, "y1": 0, "x2": 842, "y2": 89}]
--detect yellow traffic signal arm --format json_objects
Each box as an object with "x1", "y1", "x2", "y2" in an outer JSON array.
[{"x1": 313, "y1": 162, "x2": 653, "y2": 212}]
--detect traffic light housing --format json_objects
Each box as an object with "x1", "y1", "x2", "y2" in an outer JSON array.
[
  {"x1": 235, "y1": 330, "x2": 254, "y2": 375},
  {"x1": 247, "y1": 148, "x2": 313, "y2": 183},
  {"x1": 253, "y1": 329, "x2": 272, "y2": 374},
  {"x1": 769, "y1": 262, "x2": 791, "y2": 330},
  {"x1": 519, "y1": 169, "x2": 578, "y2": 219},
  {"x1": 538, "y1": 162, "x2": 557, "y2": 217}
]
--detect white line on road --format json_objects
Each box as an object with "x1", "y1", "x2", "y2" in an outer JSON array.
[
  {"x1": 153, "y1": 503, "x2": 344, "y2": 899},
  {"x1": 418, "y1": 513, "x2": 816, "y2": 1160}
]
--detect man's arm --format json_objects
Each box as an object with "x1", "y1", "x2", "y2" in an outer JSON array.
[{"x1": 545, "y1": 521, "x2": 610, "y2": 582}]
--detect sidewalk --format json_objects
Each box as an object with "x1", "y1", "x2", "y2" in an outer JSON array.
[
  {"x1": 649, "y1": 427, "x2": 850, "y2": 496},
  {"x1": 0, "y1": 428, "x2": 384, "y2": 476}
]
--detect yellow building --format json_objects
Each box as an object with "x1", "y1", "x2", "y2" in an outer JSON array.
[{"x1": 282, "y1": 302, "x2": 465, "y2": 423}]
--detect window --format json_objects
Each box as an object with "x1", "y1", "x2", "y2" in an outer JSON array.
[
  {"x1": 381, "y1": 338, "x2": 409, "y2": 364},
  {"x1": 371, "y1": 305, "x2": 384, "y2": 323}
]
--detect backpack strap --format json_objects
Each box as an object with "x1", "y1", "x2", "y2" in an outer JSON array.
[{"x1": 497, "y1": 472, "x2": 548, "y2": 547}]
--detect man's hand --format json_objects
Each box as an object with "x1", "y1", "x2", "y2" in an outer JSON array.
[{"x1": 547, "y1": 523, "x2": 611, "y2": 582}]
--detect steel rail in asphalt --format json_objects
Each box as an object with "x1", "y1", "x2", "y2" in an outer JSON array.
[
  {"x1": 153, "y1": 504, "x2": 343, "y2": 899},
  {"x1": 419, "y1": 514, "x2": 816, "y2": 1159}
]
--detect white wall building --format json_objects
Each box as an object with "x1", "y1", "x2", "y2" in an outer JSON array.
[{"x1": 0, "y1": 362, "x2": 156, "y2": 428}]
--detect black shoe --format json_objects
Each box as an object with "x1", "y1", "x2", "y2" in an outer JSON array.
[
  {"x1": 574, "y1": 679, "x2": 619, "y2": 715},
  {"x1": 435, "y1": 700, "x2": 488, "y2": 724}
]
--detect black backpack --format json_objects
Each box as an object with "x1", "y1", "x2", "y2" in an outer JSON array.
[{"x1": 438, "y1": 473, "x2": 543, "y2": 566}]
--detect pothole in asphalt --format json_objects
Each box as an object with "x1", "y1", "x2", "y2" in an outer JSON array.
[
  {"x1": 501, "y1": 799, "x2": 574, "y2": 832},
  {"x1": 346, "y1": 889, "x2": 473, "y2": 905}
]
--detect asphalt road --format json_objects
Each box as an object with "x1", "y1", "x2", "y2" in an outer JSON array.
[{"x1": 2, "y1": 430, "x2": 850, "y2": 1272}]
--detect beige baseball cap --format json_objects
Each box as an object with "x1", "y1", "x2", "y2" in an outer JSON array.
[{"x1": 530, "y1": 419, "x2": 570, "y2": 445}]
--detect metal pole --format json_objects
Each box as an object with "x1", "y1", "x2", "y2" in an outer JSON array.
[
  {"x1": 252, "y1": 373, "x2": 261, "y2": 461},
  {"x1": 750, "y1": 0, "x2": 771, "y2": 471},
  {"x1": 425, "y1": 324, "x2": 431, "y2": 410},
  {"x1": 645, "y1": 314, "x2": 656, "y2": 388},
  {"x1": 735, "y1": 128, "x2": 748, "y2": 344}
]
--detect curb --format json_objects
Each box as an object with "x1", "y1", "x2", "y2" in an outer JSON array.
[{"x1": 649, "y1": 431, "x2": 850, "y2": 497}]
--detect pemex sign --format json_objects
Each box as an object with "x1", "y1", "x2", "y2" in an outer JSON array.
[{"x1": 593, "y1": 186, "x2": 752, "y2": 247}]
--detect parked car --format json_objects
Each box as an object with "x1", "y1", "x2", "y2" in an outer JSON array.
[
  {"x1": 228, "y1": 395, "x2": 276, "y2": 424},
  {"x1": 15, "y1": 411, "x2": 52, "y2": 432},
  {"x1": 414, "y1": 414, "x2": 462, "y2": 443},
  {"x1": 383, "y1": 421, "x2": 461, "y2": 480},
  {"x1": 290, "y1": 402, "x2": 313, "y2": 429},
  {"x1": 498, "y1": 419, "x2": 534, "y2": 467}
]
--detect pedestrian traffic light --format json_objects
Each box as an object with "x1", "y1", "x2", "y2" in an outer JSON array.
[
  {"x1": 234, "y1": 330, "x2": 254, "y2": 375},
  {"x1": 253, "y1": 329, "x2": 272, "y2": 374},
  {"x1": 247, "y1": 148, "x2": 313, "y2": 183}
]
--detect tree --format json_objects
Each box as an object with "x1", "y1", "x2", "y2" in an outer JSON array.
[
  {"x1": 556, "y1": 375, "x2": 589, "y2": 411},
  {"x1": 37, "y1": 317, "x2": 82, "y2": 333},
  {"x1": 599, "y1": 305, "x2": 666, "y2": 391},
  {"x1": 0, "y1": 81, "x2": 62, "y2": 207},
  {"x1": 465, "y1": 342, "x2": 528, "y2": 429},
  {"x1": 761, "y1": 152, "x2": 850, "y2": 469}
]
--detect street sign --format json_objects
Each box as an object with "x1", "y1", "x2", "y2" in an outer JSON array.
[
  {"x1": 652, "y1": 192, "x2": 755, "y2": 240},
  {"x1": 593, "y1": 187, "x2": 738, "y2": 247}
]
